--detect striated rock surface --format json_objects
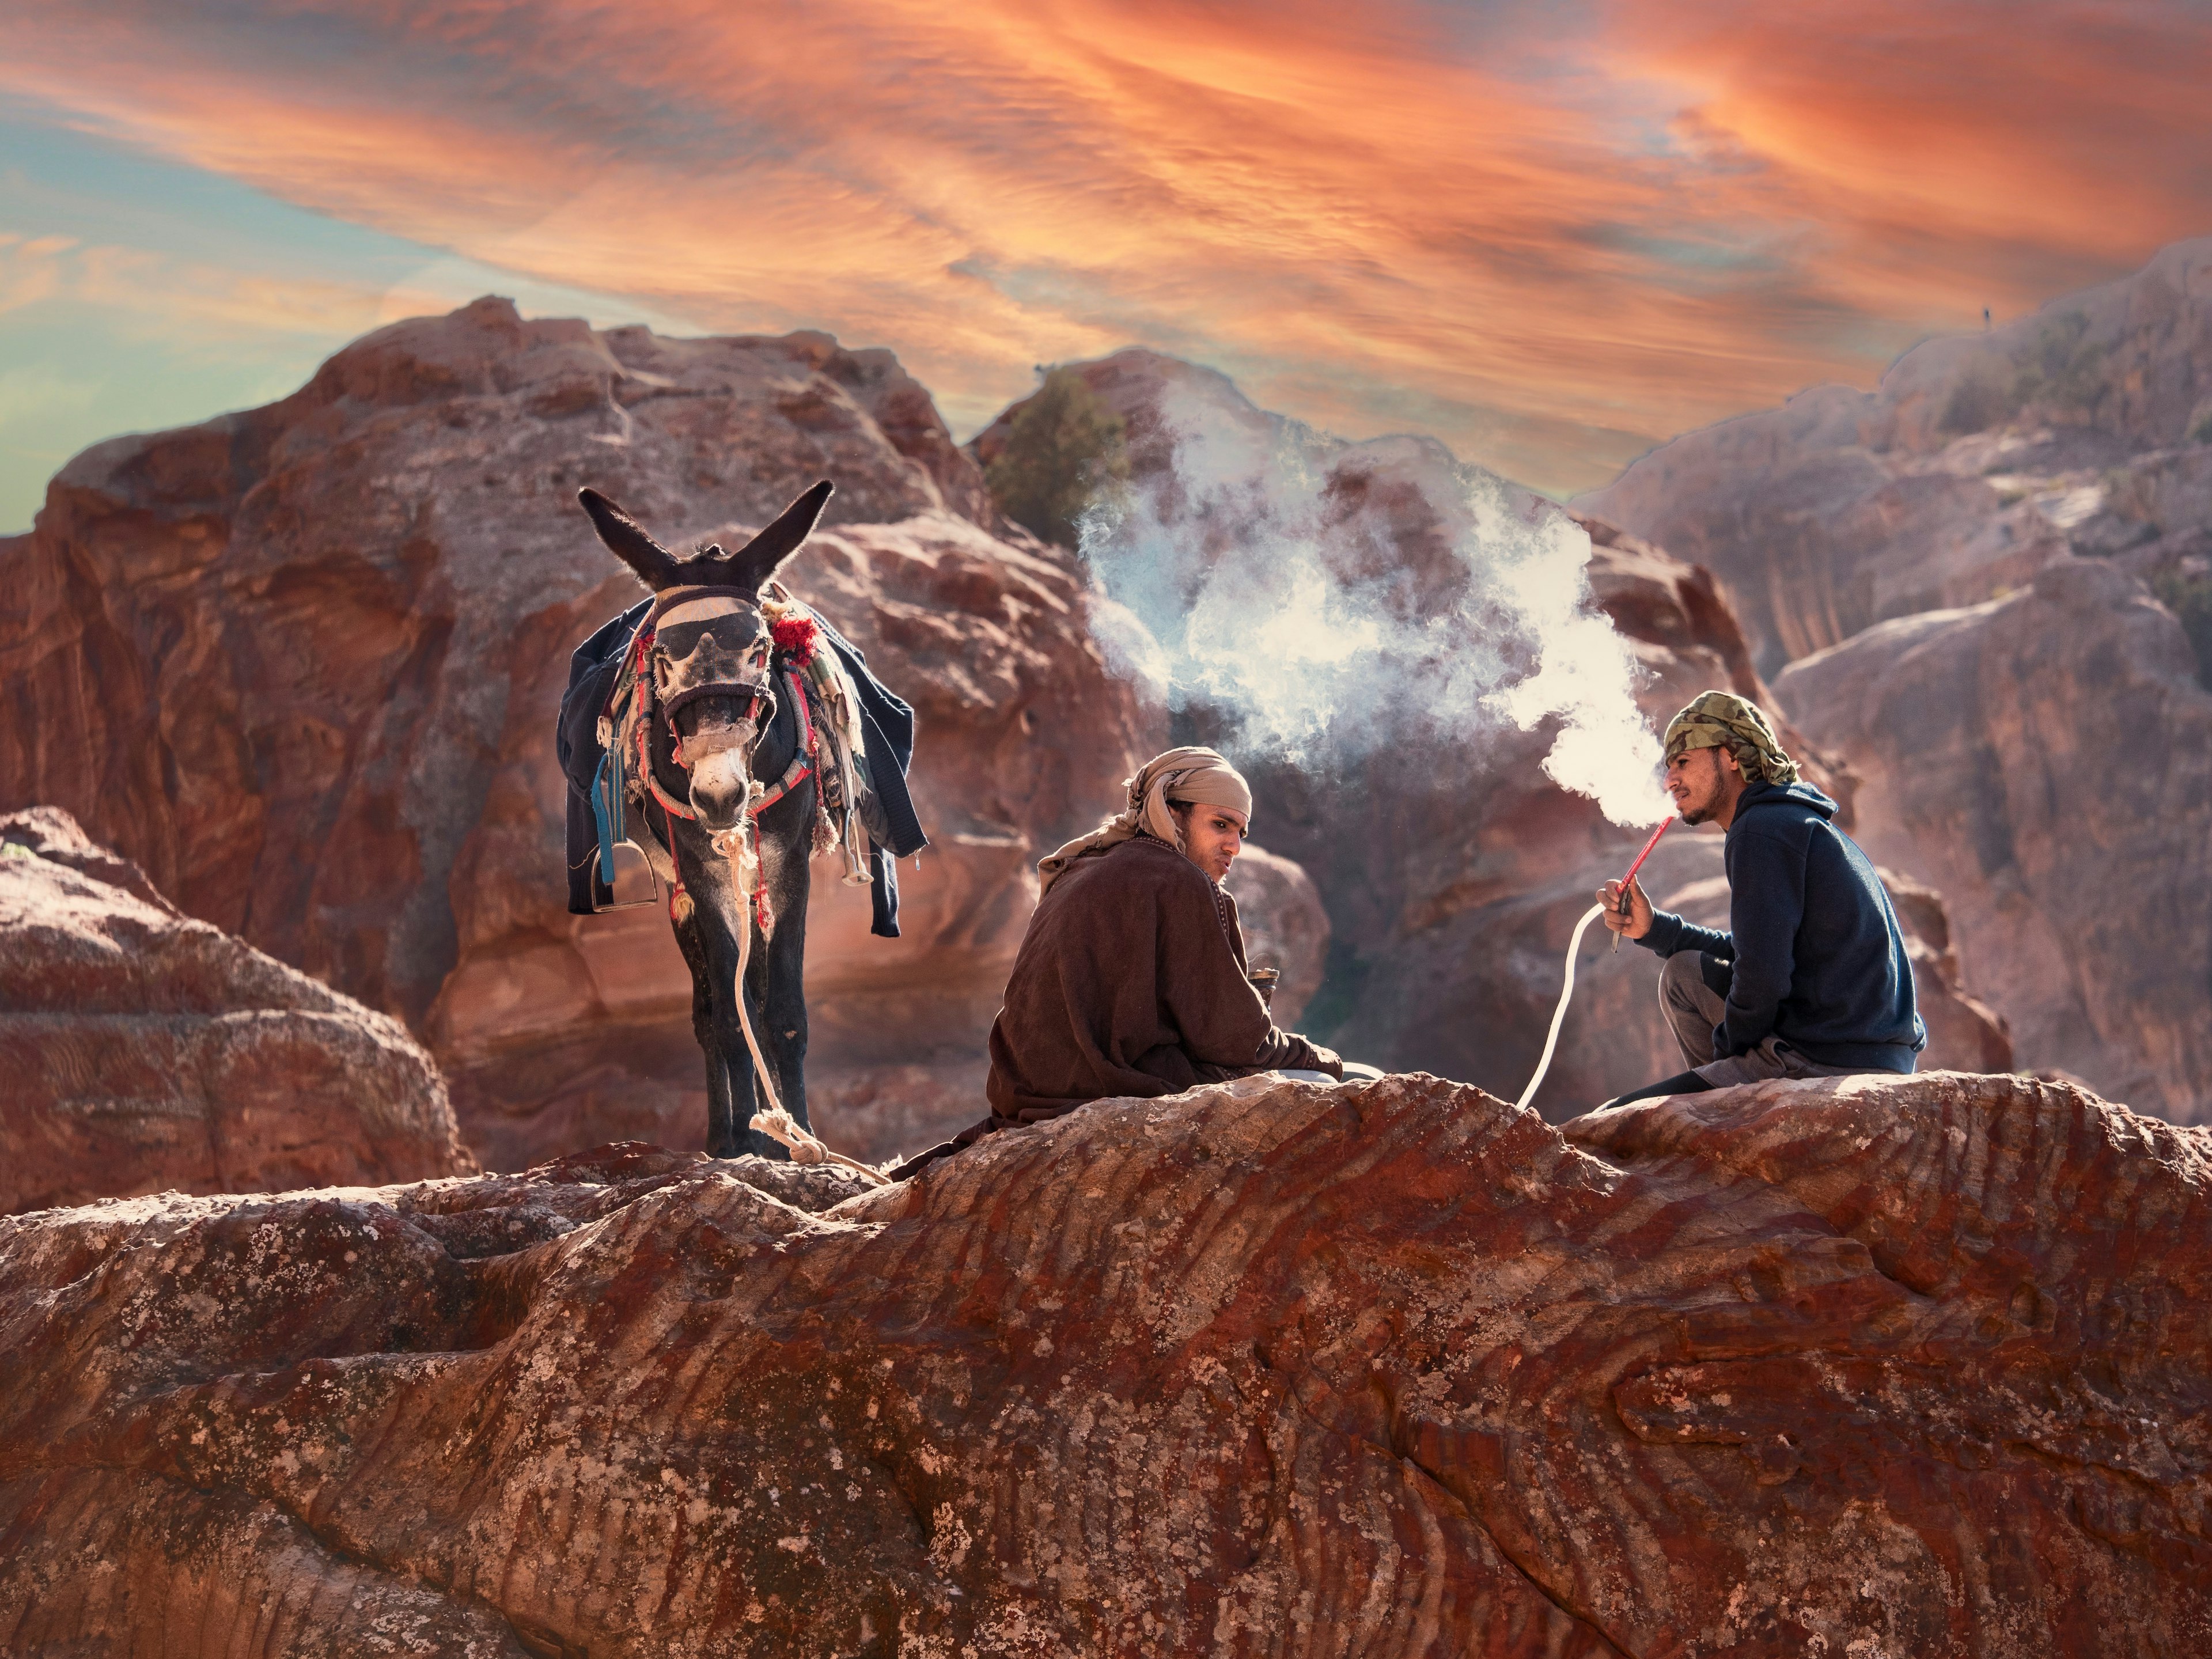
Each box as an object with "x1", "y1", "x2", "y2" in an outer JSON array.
[
  {"x1": 0, "y1": 298, "x2": 1184, "y2": 1170},
  {"x1": 2, "y1": 1069, "x2": 2205, "y2": 1655},
  {"x1": 1778, "y1": 558, "x2": 2212, "y2": 1123},
  {"x1": 0, "y1": 807, "x2": 471, "y2": 1214},
  {"x1": 1582, "y1": 236, "x2": 2212, "y2": 678}
]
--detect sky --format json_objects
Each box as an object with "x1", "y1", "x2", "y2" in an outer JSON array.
[{"x1": 3, "y1": 0, "x2": 2210, "y2": 531}]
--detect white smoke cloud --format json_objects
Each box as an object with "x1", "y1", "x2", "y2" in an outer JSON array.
[{"x1": 1078, "y1": 381, "x2": 1673, "y2": 827}]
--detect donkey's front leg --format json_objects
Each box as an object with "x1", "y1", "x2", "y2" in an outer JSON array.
[
  {"x1": 751, "y1": 807, "x2": 815, "y2": 1135},
  {"x1": 675, "y1": 905, "x2": 743, "y2": 1157},
  {"x1": 706, "y1": 909, "x2": 783, "y2": 1161}
]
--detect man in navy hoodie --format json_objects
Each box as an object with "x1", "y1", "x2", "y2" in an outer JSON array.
[{"x1": 1598, "y1": 691, "x2": 1925, "y2": 1104}]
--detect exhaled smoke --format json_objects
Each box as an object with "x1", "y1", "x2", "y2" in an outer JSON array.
[{"x1": 1078, "y1": 381, "x2": 1673, "y2": 828}]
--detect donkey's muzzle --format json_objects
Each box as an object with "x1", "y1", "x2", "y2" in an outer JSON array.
[{"x1": 688, "y1": 745, "x2": 754, "y2": 830}]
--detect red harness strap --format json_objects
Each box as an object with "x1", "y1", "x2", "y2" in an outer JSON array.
[
  {"x1": 745, "y1": 667, "x2": 821, "y2": 817},
  {"x1": 633, "y1": 654, "x2": 825, "y2": 930},
  {"x1": 663, "y1": 796, "x2": 688, "y2": 922}
]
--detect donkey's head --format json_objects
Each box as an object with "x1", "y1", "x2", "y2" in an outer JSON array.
[{"x1": 579, "y1": 480, "x2": 833, "y2": 830}]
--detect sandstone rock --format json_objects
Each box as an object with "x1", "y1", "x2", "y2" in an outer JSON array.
[
  {"x1": 0, "y1": 299, "x2": 1180, "y2": 1171},
  {"x1": 1777, "y1": 558, "x2": 2212, "y2": 1123},
  {"x1": 0, "y1": 807, "x2": 471, "y2": 1214},
  {"x1": 1222, "y1": 843, "x2": 1331, "y2": 1027},
  {"x1": 2, "y1": 1069, "x2": 2203, "y2": 1654},
  {"x1": 1581, "y1": 236, "x2": 2212, "y2": 677},
  {"x1": 1879, "y1": 868, "x2": 2018, "y2": 1076}
]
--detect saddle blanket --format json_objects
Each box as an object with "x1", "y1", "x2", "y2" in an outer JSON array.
[{"x1": 556, "y1": 596, "x2": 927, "y2": 935}]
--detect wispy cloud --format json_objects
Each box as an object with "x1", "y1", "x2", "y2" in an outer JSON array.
[{"x1": 2, "y1": 0, "x2": 2207, "y2": 514}]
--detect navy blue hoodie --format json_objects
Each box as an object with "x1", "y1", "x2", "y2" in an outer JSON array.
[{"x1": 1635, "y1": 781, "x2": 1926, "y2": 1071}]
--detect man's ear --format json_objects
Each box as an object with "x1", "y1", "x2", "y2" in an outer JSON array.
[{"x1": 1718, "y1": 746, "x2": 1743, "y2": 778}]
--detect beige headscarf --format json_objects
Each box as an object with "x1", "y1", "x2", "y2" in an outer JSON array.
[{"x1": 1036, "y1": 746, "x2": 1253, "y2": 894}]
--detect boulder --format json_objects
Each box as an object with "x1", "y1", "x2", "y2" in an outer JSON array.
[
  {"x1": 0, "y1": 807, "x2": 470, "y2": 1214},
  {"x1": 1580, "y1": 236, "x2": 2212, "y2": 679},
  {"x1": 1221, "y1": 843, "x2": 1331, "y2": 1027},
  {"x1": 0, "y1": 299, "x2": 1190, "y2": 1170},
  {"x1": 1777, "y1": 559, "x2": 2212, "y2": 1123},
  {"x1": 2, "y1": 1069, "x2": 2203, "y2": 1654}
]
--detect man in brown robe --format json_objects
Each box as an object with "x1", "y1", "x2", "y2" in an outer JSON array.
[{"x1": 892, "y1": 747, "x2": 1342, "y2": 1179}]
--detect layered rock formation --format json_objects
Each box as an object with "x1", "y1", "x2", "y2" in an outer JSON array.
[
  {"x1": 1777, "y1": 558, "x2": 2211, "y2": 1121},
  {"x1": 1581, "y1": 236, "x2": 2212, "y2": 679},
  {"x1": 1222, "y1": 843, "x2": 1330, "y2": 1027},
  {"x1": 0, "y1": 298, "x2": 1184, "y2": 1169},
  {"x1": 0, "y1": 807, "x2": 469, "y2": 1214},
  {"x1": 3, "y1": 1069, "x2": 2202, "y2": 1654}
]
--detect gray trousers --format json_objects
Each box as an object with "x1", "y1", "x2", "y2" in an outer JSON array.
[{"x1": 1660, "y1": 952, "x2": 1867, "y2": 1088}]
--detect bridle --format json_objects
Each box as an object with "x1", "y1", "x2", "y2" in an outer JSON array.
[{"x1": 647, "y1": 584, "x2": 779, "y2": 774}]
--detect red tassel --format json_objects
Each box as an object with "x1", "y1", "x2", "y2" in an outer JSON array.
[{"x1": 771, "y1": 613, "x2": 819, "y2": 665}]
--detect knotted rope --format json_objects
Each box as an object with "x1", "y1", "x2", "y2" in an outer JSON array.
[{"x1": 704, "y1": 815, "x2": 888, "y2": 1186}]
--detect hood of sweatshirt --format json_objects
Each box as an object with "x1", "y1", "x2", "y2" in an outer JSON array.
[{"x1": 1732, "y1": 779, "x2": 1839, "y2": 824}]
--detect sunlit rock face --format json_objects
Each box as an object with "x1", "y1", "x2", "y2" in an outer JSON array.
[
  {"x1": 1779, "y1": 559, "x2": 2212, "y2": 1124},
  {"x1": 0, "y1": 807, "x2": 471, "y2": 1214},
  {"x1": 0, "y1": 298, "x2": 1196, "y2": 1170},
  {"x1": 1581, "y1": 236, "x2": 2212, "y2": 680},
  {"x1": 2, "y1": 1069, "x2": 2203, "y2": 1655}
]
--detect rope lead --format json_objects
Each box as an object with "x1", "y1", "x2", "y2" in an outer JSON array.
[{"x1": 1516, "y1": 903, "x2": 1607, "y2": 1112}]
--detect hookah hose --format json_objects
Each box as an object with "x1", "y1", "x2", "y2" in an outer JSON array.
[{"x1": 1513, "y1": 817, "x2": 1673, "y2": 1111}]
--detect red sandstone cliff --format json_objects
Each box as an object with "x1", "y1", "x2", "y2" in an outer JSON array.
[
  {"x1": 1580, "y1": 236, "x2": 2212, "y2": 677},
  {"x1": 1, "y1": 1069, "x2": 2202, "y2": 1654},
  {"x1": 0, "y1": 807, "x2": 470, "y2": 1213},
  {"x1": 0, "y1": 300, "x2": 1190, "y2": 1169},
  {"x1": 1777, "y1": 558, "x2": 2211, "y2": 1121}
]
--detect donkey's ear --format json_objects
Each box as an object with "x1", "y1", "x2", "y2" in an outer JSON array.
[
  {"x1": 578, "y1": 488, "x2": 684, "y2": 590},
  {"x1": 725, "y1": 479, "x2": 834, "y2": 592}
]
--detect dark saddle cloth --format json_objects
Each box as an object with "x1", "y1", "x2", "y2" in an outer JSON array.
[{"x1": 556, "y1": 597, "x2": 927, "y2": 934}]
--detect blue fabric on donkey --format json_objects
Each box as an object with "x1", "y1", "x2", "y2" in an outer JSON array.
[{"x1": 553, "y1": 480, "x2": 927, "y2": 1165}]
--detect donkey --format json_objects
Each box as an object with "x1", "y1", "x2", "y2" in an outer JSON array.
[{"x1": 577, "y1": 480, "x2": 848, "y2": 1160}]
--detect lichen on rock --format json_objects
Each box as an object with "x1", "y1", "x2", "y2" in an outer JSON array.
[{"x1": 2, "y1": 1069, "x2": 2203, "y2": 1654}]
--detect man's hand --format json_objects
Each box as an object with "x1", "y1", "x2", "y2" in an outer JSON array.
[{"x1": 1597, "y1": 877, "x2": 1652, "y2": 941}]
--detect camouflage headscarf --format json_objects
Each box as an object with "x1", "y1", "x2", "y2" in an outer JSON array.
[{"x1": 1662, "y1": 691, "x2": 1799, "y2": 786}]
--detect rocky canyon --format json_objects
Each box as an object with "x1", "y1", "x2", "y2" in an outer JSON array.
[
  {"x1": 3, "y1": 238, "x2": 2210, "y2": 1658},
  {"x1": 0, "y1": 293, "x2": 1950, "y2": 1173},
  {"x1": 0, "y1": 300, "x2": 1163, "y2": 1171}
]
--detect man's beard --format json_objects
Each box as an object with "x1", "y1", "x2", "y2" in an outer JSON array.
[{"x1": 1679, "y1": 800, "x2": 1713, "y2": 827}]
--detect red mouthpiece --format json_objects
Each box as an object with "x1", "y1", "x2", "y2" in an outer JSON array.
[{"x1": 1619, "y1": 816, "x2": 1671, "y2": 891}]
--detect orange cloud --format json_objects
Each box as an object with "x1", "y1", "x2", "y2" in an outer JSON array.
[{"x1": 3, "y1": 0, "x2": 2207, "y2": 494}]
